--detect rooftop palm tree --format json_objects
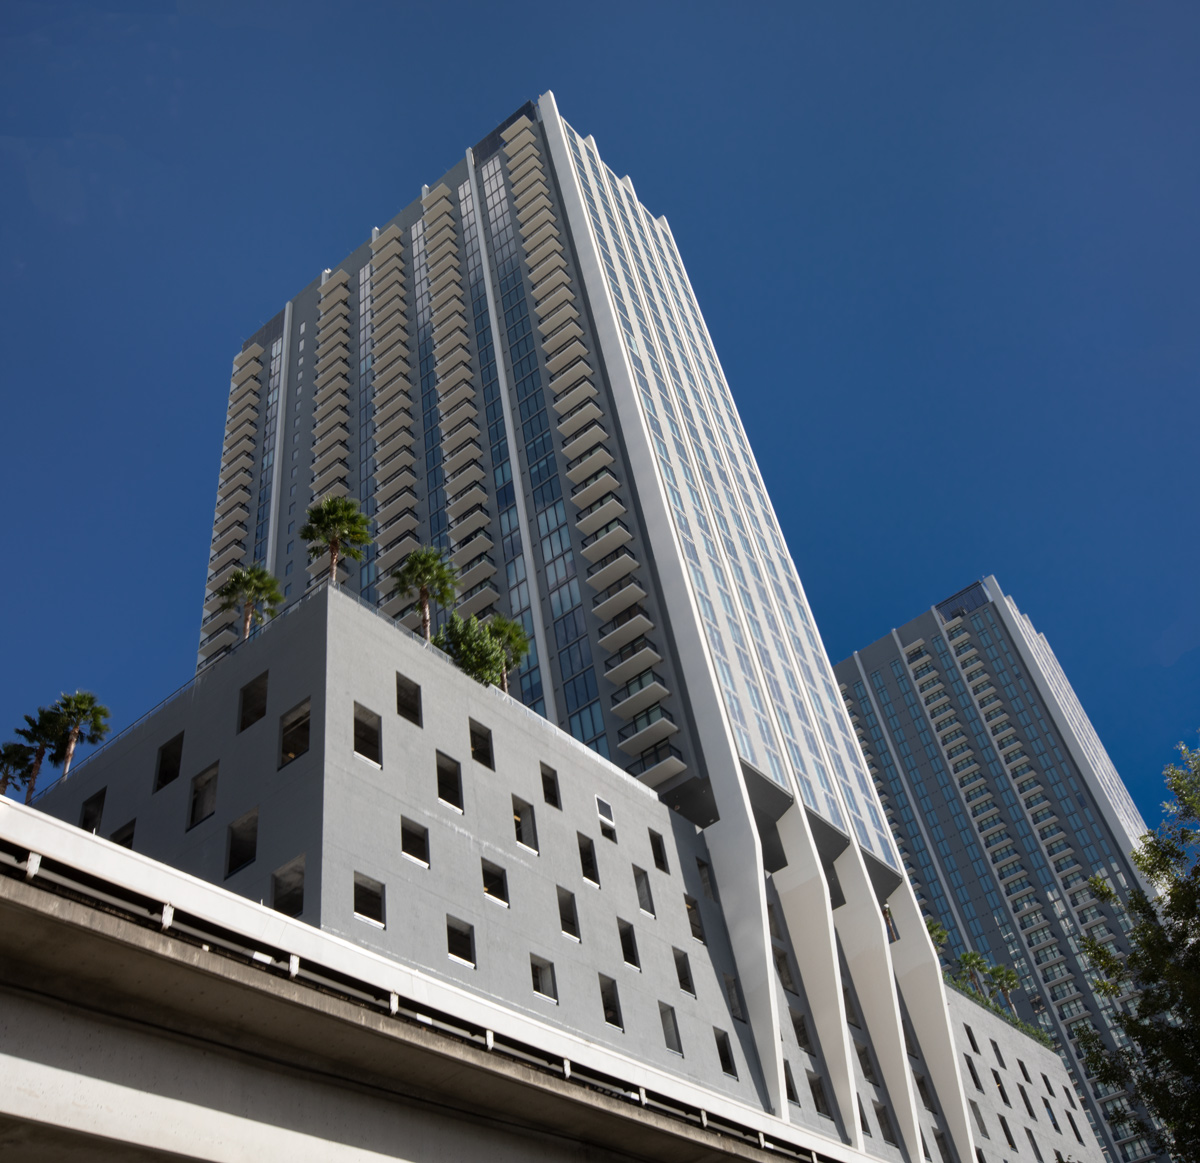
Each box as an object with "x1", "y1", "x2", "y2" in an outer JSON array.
[
  {"x1": 53, "y1": 691, "x2": 111, "y2": 778},
  {"x1": 390, "y1": 546, "x2": 458, "y2": 641},
  {"x1": 0, "y1": 742, "x2": 35, "y2": 797},
  {"x1": 986, "y1": 963, "x2": 1021, "y2": 1016},
  {"x1": 956, "y1": 950, "x2": 990, "y2": 998},
  {"x1": 216, "y1": 564, "x2": 285, "y2": 640},
  {"x1": 299, "y1": 495, "x2": 372, "y2": 586},
  {"x1": 485, "y1": 614, "x2": 530, "y2": 695},
  {"x1": 14, "y1": 706, "x2": 64, "y2": 804}
]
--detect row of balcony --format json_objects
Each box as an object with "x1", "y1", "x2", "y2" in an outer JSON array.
[{"x1": 311, "y1": 268, "x2": 353, "y2": 499}]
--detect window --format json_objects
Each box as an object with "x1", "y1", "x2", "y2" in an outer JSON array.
[
  {"x1": 578, "y1": 834, "x2": 600, "y2": 884},
  {"x1": 935, "y1": 1132, "x2": 952, "y2": 1163},
  {"x1": 531, "y1": 955, "x2": 557, "y2": 1000},
  {"x1": 977, "y1": 1151, "x2": 988, "y2": 1163},
  {"x1": 469, "y1": 720, "x2": 493, "y2": 768},
  {"x1": 1019, "y1": 1083, "x2": 1037, "y2": 1118},
  {"x1": 714, "y1": 1028, "x2": 737, "y2": 1076},
  {"x1": 633, "y1": 865, "x2": 655, "y2": 915},
  {"x1": 226, "y1": 809, "x2": 258, "y2": 875},
  {"x1": 352, "y1": 703, "x2": 382, "y2": 764},
  {"x1": 843, "y1": 986, "x2": 860, "y2": 1027},
  {"x1": 238, "y1": 672, "x2": 268, "y2": 732},
  {"x1": 79, "y1": 789, "x2": 106, "y2": 833},
  {"x1": 660, "y1": 1002, "x2": 682, "y2": 1054},
  {"x1": 648, "y1": 828, "x2": 669, "y2": 873},
  {"x1": 916, "y1": 1074, "x2": 936, "y2": 1112},
  {"x1": 1042, "y1": 1072, "x2": 1055, "y2": 1096},
  {"x1": 784, "y1": 1060, "x2": 800, "y2": 1104},
  {"x1": 280, "y1": 700, "x2": 311, "y2": 767},
  {"x1": 447, "y1": 916, "x2": 475, "y2": 965},
  {"x1": 922, "y1": 1132, "x2": 932, "y2": 1161},
  {"x1": 724, "y1": 974, "x2": 745, "y2": 1021},
  {"x1": 1066, "y1": 1112, "x2": 1083, "y2": 1144},
  {"x1": 1043, "y1": 1097, "x2": 1061, "y2": 1132},
  {"x1": 965, "y1": 1055, "x2": 983, "y2": 1091},
  {"x1": 696, "y1": 858, "x2": 717, "y2": 900},
  {"x1": 767, "y1": 902, "x2": 784, "y2": 940},
  {"x1": 541, "y1": 764, "x2": 560, "y2": 807},
  {"x1": 353, "y1": 873, "x2": 385, "y2": 926},
  {"x1": 876, "y1": 1104, "x2": 898, "y2": 1146},
  {"x1": 109, "y1": 819, "x2": 135, "y2": 848},
  {"x1": 618, "y1": 918, "x2": 640, "y2": 967},
  {"x1": 809, "y1": 1074, "x2": 832, "y2": 1117},
  {"x1": 1026, "y1": 1128, "x2": 1044, "y2": 1162},
  {"x1": 999, "y1": 1115, "x2": 1018, "y2": 1152},
  {"x1": 513, "y1": 796, "x2": 538, "y2": 851},
  {"x1": 856, "y1": 1042, "x2": 877, "y2": 1084},
  {"x1": 482, "y1": 859, "x2": 509, "y2": 905},
  {"x1": 188, "y1": 765, "x2": 218, "y2": 828},
  {"x1": 791, "y1": 1011, "x2": 812, "y2": 1052},
  {"x1": 674, "y1": 947, "x2": 695, "y2": 994},
  {"x1": 401, "y1": 818, "x2": 429, "y2": 865},
  {"x1": 395, "y1": 672, "x2": 422, "y2": 726},
  {"x1": 774, "y1": 949, "x2": 798, "y2": 993},
  {"x1": 1061, "y1": 1086, "x2": 1076, "y2": 1111},
  {"x1": 599, "y1": 974, "x2": 623, "y2": 1029},
  {"x1": 1019, "y1": 1059, "x2": 1032, "y2": 1083},
  {"x1": 154, "y1": 733, "x2": 184, "y2": 791},
  {"x1": 970, "y1": 1099, "x2": 989, "y2": 1138},
  {"x1": 557, "y1": 886, "x2": 580, "y2": 939},
  {"x1": 993, "y1": 1069, "x2": 1011, "y2": 1106},
  {"x1": 685, "y1": 894, "x2": 705, "y2": 942},
  {"x1": 596, "y1": 796, "x2": 616, "y2": 841},
  {"x1": 272, "y1": 856, "x2": 305, "y2": 916},
  {"x1": 990, "y1": 1038, "x2": 1006, "y2": 1069},
  {"x1": 437, "y1": 752, "x2": 463, "y2": 810}
]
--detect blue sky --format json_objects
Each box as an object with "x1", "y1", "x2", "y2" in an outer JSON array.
[{"x1": 1, "y1": 1, "x2": 1196, "y2": 825}]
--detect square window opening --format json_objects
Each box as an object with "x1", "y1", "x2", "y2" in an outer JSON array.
[
  {"x1": 446, "y1": 916, "x2": 475, "y2": 965},
  {"x1": 557, "y1": 886, "x2": 580, "y2": 939},
  {"x1": 648, "y1": 828, "x2": 669, "y2": 873},
  {"x1": 238, "y1": 672, "x2": 269, "y2": 733},
  {"x1": 272, "y1": 856, "x2": 305, "y2": 916},
  {"x1": 396, "y1": 673, "x2": 422, "y2": 726},
  {"x1": 599, "y1": 974, "x2": 623, "y2": 1029},
  {"x1": 353, "y1": 872, "x2": 385, "y2": 926},
  {"x1": 226, "y1": 808, "x2": 259, "y2": 876},
  {"x1": 154, "y1": 733, "x2": 185, "y2": 792},
  {"x1": 79, "y1": 789, "x2": 106, "y2": 833},
  {"x1": 469, "y1": 720, "x2": 493, "y2": 768},
  {"x1": 513, "y1": 796, "x2": 538, "y2": 851},
  {"x1": 541, "y1": 764, "x2": 561, "y2": 808},
  {"x1": 401, "y1": 818, "x2": 429, "y2": 865},
  {"x1": 353, "y1": 703, "x2": 382, "y2": 764},
  {"x1": 280, "y1": 700, "x2": 311, "y2": 768},
  {"x1": 188, "y1": 765, "x2": 218, "y2": 829},
  {"x1": 482, "y1": 859, "x2": 509, "y2": 905},
  {"x1": 531, "y1": 954, "x2": 557, "y2": 1001},
  {"x1": 437, "y1": 752, "x2": 463, "y2": 810},
  {"x1": 714, "y1": 1028, "x2": 737, "y2": 1077}
]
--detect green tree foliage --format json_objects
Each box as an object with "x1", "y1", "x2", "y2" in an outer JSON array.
[
  {"x1": 391, "y1": 546, "x2": 458, "y2": 641},
  {"x1": 955, "y1": 949, "x2": 990, "y2": 997},
  {"x1": 433, "y1": 613, "x2": 506, "y2": 688},
  {"x1": 0, "y1": 742, "x2": 35, "y2": 797},
  {"x1": 985, "y1": 964, "x2": 1021, "y2": 1016},
  {"x1": 925, "y1": 916, "x2": 949, "y2": 953},
  {"x1": 1079, "y1": 743, "x2": 1200, "y2": 1163},
  {"x1": 299, "y1": 495, "x2": 372, "y2": 585},
  {"x1": 486, "y1": 614, "x2": 531, "y2": 694},
  {"x1": 14, "y1": 706, "x2": 64, "y2": 804},
  {"x1": 53, "y1": 691, "x2": 111, "y2": 778},
  {"x1": 216, "y1": 564, "x2": 285, "y2": 640}
]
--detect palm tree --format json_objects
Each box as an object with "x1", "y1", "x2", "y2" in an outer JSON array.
[
  {"x1": 925, "y1": 917, "x2": 949, "y2": 951},
  {"x1": 14, "y1": 707, "x2": 64, "y2": 804},
  {"x1": 390, "y1": 546, "x2": 458, "y2": 640},
  {"x1": 53, "y1": 691, "x2": 111, "y2": 777},
  {"x1": 956, "y1": 950, "x2": 990, "y2": 997},
  {"x1": 299, "y1": 495, "x2": 372, "y2": 586},
  {"x1": 216, "y1": 564, "x2": 285, "y2": 640},
  {"x1": 986, "y1": 964, "x2": 1021, "y2": 1016},
  {"x1": 486, "y1": 614, "x2": 531, "y2": 695},
  {"x1": 0, "y1": 742, "x2": 34, "y2": 797}
]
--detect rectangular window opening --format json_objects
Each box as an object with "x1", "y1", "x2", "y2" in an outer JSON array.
[
  {"x1": 154, "y1": 732, "x2": 184, "y2": 791},
  {"x1": 557, "y1": 886, "x2": 580, "y2": 939},
  {"x1": 447, "y1": 915, "x2": 475, "y2": 965},
  {"x1": 792, "y1": 1010, "x2": 812, "y2": 1052},
  {"x1": 599, "y1": 974, "x2": 623, "y2": 1029},
  {"x1": 697, "y1": 857, "x2": 717, "y2": 901},
  {"x1": 970, "y1": 1099, "x2": 990, "y2": 1139},
  {"x1": 844, "y1": 986, "x2": 861, "y2": 1027},
  {"x1": 437, "y1": 752, "x2": 463, "y2": 810},
  {"x1": 531, "y1": 954, "x2": 557, "y2": 1000},
  {"x1": 714, "y1": 1028, "x2": 737, "y2": 1077},
  {"x1": 633, "y1": 864, "x2": 655, "y2": 915},
  {"x1": 857, "y1": 1042, "x2": 877, "y2": 1084},
  {"x1": 775, "y1": 948, "x2": 798, "y2": 993},
  {"x1": 935, "y1": 1131, "x2": 952, "y2": 1163},
  {"x1": 396, "y1": 672, "x2": 422, "y2": 726},
  {"x1": 401, "y1": 818, "x2": 429, "y2": 865},
  {"x1": 876, "y1": 1104, "x2": 898, "y2": 1147},
  {"x1": 648, "y1": 828, "x2": 669, "y2": 873},
  {"x1": 513, "y1": 795, "x2": 538, "y2": 851},
  {"x1": 784, "y1": 1060, "x2": 799, "y2": 1105},
  {"x1": 809, "y1": 1073, "x2": 832, "y2": 1118},
  {"x1": 579, "y1": 833, "x2": 600, "y2": 884},
  {"x1": 353, "y1": 702, "x2": 382, "y2": 764},
  {"x1": 238, "y1": 672, "x2": 269, "y2": 732},
  {"x1": 188, "y1": 765, "x2": 218, "y2": 829},
  {"x1": 541, "y1": 763, "x2": 560, "y2": 808},
  {"x1": 469, "y1": 719, "x2": 493, "y2": 768},
  {"x1": 999, "y1": 1115, "x2": 1018, "y2": 1152},
  {"x1": 353, "y1": 872, "x2": 385, "y2": 926},
  {"x1": 109, "y1": 818, "x2": 135, "y2": 848},
  {"x1": 685, "y1": 893, "x2": 705, "y2": 942},
  {"x1": 271, "y1": 855, "x2": 305, "y2": 916},
  {"x1": 990, "y1": 1038, "x2": 1006, "y2": 1069},
  {"x1": 965, "y1": 1023, "x2": 981, "y2": 1054},
  {"x1": 482, "y1": 859, "x2": 509, "y2": 905},
  {"x1": 724, "y1": 973, "x2": 746, "y2": 1021},
  {"x1": 660, "y1": 1001, "x2": 682, "y2": 1055},
  {"x1": 674, "y1": 947, "x2": 695, "y2": 995},
  {"x1": 280, "y1": 699, "x2": 311, "y2": 767},
  {"x1": 226, "y1": 808, "x2": 259, "y2": 876},
  {"x1": 1026, "y1": 1128, "x2": 1044, "y2": 1162},
  {"x1": 79, "y1": 789, "x2": 106, "y2": 833}
]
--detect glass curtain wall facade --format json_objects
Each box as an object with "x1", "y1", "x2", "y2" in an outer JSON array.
[
  {"x1": 198, "y1": 93, "x2": 979, "y2": 1155},
  {"x1": 833, "y1": 577, "x2": 1158, "y2": 1163}
]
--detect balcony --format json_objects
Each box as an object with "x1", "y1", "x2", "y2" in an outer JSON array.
[
  {"x1": 446, "y1": 482, "x2": 487, "y2": 521},
  {"x1": 211, "y1": 520, "x2": 248, "y2": 556},
  {"x1": 451, "y1": 531, "x2": 492, "y2": 568},
  {"x1": 312, "y1": 423, "x2": 351, "y2": 460},
  {"x1": 536, "y1": 298, "x2": 575, "y2": 342},
  {"x1": 576, "y1": 493, "x2": 625, "y2": 538},
  {"x1": 442, "y1": 415, "x2": 481, "y2": 455},
  {"x1": 376, "y1": 473, "x2": 417, "y2": 512},
  {"x1": 217, "y1": 465, "x2": 253, "y2": 495},
  {"x1": 610, "y1": 670, "x2": 670, "y2": 720},
  {"x1": 214, "y1": 484, "x2": 251, "y2": 517},
  {"x1": 617, "y1": 704, "x2": 678, "y2": 756},
  {"x1": 533, "y1": 280, "x2": 574, "y2": 321},
  {"x1": 438, "y1": 376, "x2": 475, "y2": 415},
  {"x1": 457, "y1": 552, "x2": 496, "y2": 592},
  {"x1": 429, "y1": 263, "x2": 462, "y2": 302},
  {"x1": 557, "y1": 396, "x2": 602, "y2": 440},
  {"x1": 544, "y1": 336, "x2": 586, "y2": 378},
  {"x1": 552, "y1": 376, "x2": 595, "y2": 416},
  {"x1": 585, "y1": 546, "x2": 638, "y2": 592},
  {"x1": 374, "y1": 409, "x2": 414, "y2": 449},
  {"x1": 228, "y1": 376, "x2": 260, "y2": 413},
  {"x1": 548, "y1": 354, "x2": 592, "y2": 394},
  {"x1": 213, "y1": 502, "x2": 249, "y2": 537},
  {"x1": 591, "y1": 575, "x2": 645, "y2": 622},
  {"x1": 580, "y1": 518, "x2": 631, "y2": 563},
  {"x1": 311, "y1": 440, "x2": 351, "y2": 479},
  {"x1": 377, "y1": 530, "x2": 421, "y2": 575},
  {"x1": 224, "y1": 402, "x2": 258, "y2": 437},
  {"x1": 442, "y1": 438, "x2": 483, "y2": 478},
  {"x1": 604, "y1": 636, "x2": 662, "y2": 686},
  {"x1": 598, "y1": 604, "x2": 653, "y2": 654},
  {"x1": 220, "y1": 447, "x2": 255, "y2": 478},
  {"x1": 561, "y1": 420, "x2": 608, "y2": 463},
  {"x1": 313, "y1": 385, "x2": 351, "y2": 424},
  {"x1": 448, "y1": 503, "x2": 490, "y2": 541},
  {"x1": 571, "y1": 467, "x2": 619, "y2": 510},
  {"x1": 520, "y1": 203, "x2": 555, "y2": 241},
  {"x1": 565, "y1": 444, "x2": 613, "y2": 486},
  {"x1": 625, "y1": 741, "x2": 686, "y2": 788},
  {"x1": 457, "y1": 579, "x2": 501, "y2": 619},
  {"x1": 197, "y1": 622, "x2": 238, "y2": 658},
  {"x1": 311, "y1": 458, "x2": 350, "y2": 496},
  {"x1": 231, "y1": 356, "x2": 262, "y2": 387}
]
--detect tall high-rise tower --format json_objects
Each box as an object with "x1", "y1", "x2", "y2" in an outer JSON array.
[
  {"x1": 198, "y1": 93, "x2": 960, "y2": 1148},
  {"x1": 834, "y1": 577, "x2": 1157, "y2": 1163}
]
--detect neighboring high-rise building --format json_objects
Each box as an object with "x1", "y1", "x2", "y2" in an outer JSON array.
[{"x1": 834, "y1": 577, "x2": 1157, "y2": 1163}]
